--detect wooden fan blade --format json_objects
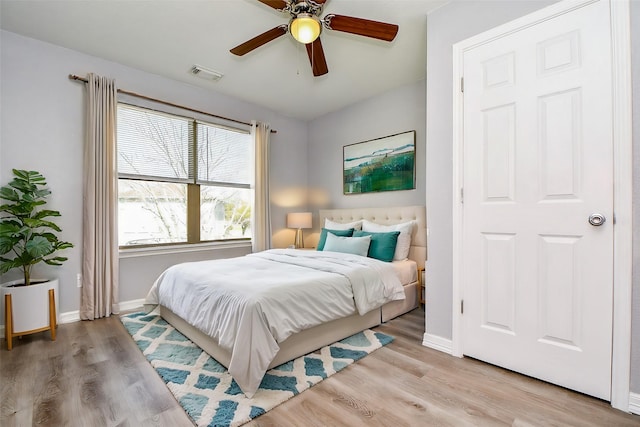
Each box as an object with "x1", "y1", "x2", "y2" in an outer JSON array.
[
  {"x1": 230, "y1": 26, "x2": 287, "y2": 56},
  {"x1": 325, "y1": 14, "x2": 398, "y2": 42},
  {"x1": 305, "y1": 38, "x2": 328, "y2": 76},
  {"x1": 257, "y1": 0, "x2": 288, "y2": 10}
]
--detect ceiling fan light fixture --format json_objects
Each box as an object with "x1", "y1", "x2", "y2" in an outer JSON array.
[{"x1": 289, "y1": 14, "x2": 321, "y2": 44}]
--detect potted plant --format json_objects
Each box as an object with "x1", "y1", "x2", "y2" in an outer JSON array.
[{"x1": 0, "y1": 169, "x2": 73, "y2": 349}]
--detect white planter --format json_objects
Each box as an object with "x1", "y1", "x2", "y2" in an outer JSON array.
[{"x1": 1, "y1": 278, "x2": 59, "y2": 334}]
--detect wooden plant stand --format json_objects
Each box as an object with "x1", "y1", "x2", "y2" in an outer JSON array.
[{"x1": 4, "y1": 289, "x2": 57, "y2": 350}]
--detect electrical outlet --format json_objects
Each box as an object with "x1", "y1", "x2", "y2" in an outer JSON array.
[{"x1": 76, "y1": 273, "x2": 82, "y2": 288}]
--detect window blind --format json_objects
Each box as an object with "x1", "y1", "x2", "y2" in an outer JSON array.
[
  {"x1": 196, "y1": 122, "x2": 251, "y2": 187},
  {"x1": 117, "y1": 105, "x2": 194, "y2": 183},
  {"x1": 117, "y1": 104, "x2": 251, "y2": 187}
]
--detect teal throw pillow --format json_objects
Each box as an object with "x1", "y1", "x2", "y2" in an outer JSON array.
[
  {"x1": 353, "y1": 230, "x2": 401, "y2": 262},
  {"x1": 317, "y1": 228, "x2": 354, "y2": 250}
]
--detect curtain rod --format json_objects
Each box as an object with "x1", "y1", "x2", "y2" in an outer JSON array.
[{"x1": 68, "y1": 74, "x2": 276, "y2": 134}]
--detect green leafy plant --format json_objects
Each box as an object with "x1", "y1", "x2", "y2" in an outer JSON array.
[{"x1": 0, "y1": 169, "x2": 73, "y2": 286}]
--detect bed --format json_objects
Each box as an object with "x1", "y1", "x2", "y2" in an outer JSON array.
[
  {"x1": 145, "y1": 205, "x2": 426, "y2": 398},
  {"x1": 319, "y1": 206, "x2": 426, "y2": 322}
]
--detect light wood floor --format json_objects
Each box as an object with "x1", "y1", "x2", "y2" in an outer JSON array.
[{"x1": 1, "y1": 308, "x2": 638, "y2": 426}]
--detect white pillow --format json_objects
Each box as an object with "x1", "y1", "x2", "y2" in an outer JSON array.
[
  {"x1": 324, "y1": 218, "x2": 362, "y2": 231},
  {"x1": 322, "y1": 232, "x2": 371, "y2": 257},
  {"x1": 362, "y1": 219, "x2": 414, "y2": 261}
]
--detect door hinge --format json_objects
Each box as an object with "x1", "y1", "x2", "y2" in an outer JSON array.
[
  {"x1": 460, "y1": 187, "x2": 464, "y2": 204},
  {"x1": 461, "y1": 300, "x2": 464, "y2": 314},
  {"x1": 460, "y1": 77, "x2": 464, "y2": 93}
]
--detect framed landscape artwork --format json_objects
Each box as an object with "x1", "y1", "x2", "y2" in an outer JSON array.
[{"x1": 343, "y1": 130, "x2": 416, "y2": 195}]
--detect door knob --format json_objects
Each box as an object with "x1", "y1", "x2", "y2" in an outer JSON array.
[{"x1": 588, "y1": 213, "x2": 606, "y2": 226}]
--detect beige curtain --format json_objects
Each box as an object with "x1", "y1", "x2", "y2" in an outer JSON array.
[
  {"x1": 80, "y1": 73, "x2": 119, "y2": 320},
  {"x1": 251, "y1": 121, "x2": 271, "y2": 252}
]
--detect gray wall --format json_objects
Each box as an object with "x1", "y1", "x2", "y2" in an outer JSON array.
[
  {"x1": 307, "y1": 79, "x2": 427, "y2": 244},
  {"x1": 0, "y1": 30, "x2": 309, "y2": 315},
  {"x1": 426, "y1": 0, "x2": 639, "y2": 394}
]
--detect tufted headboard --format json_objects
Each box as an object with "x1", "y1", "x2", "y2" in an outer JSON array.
[{"x1": 318, "y1": 205, "x2": 426, "y2": 269}]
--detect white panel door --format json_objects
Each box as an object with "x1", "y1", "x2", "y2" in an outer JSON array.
[{"x1": 461, "y1": 0, "x2": 613, "y2": 400}]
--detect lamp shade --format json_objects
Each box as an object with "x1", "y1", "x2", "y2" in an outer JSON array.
[
  {"x1": 290, "y1": 14, "x2": 321, "y2": 44},
  {"x1": 287, "y1": 212, "x2": 312, "y2": 229}
]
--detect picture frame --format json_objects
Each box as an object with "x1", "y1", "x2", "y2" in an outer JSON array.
[{"x1": 343, "y1": 130, "x2": 416, "y2": 195}]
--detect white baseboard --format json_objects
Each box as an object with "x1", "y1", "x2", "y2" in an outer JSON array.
[
  {"x1": 629, "y1": 392, "x2": 640, "y2": 415},
  {"x1": 1, "y1": 298, "x2": 146, "y2": 338},
  {"x1": 422, "y1": 332, "x2": 453, "y2": 355},
  {"x1": 60, "y1": 310, "x2": 80, "y2": 324},
  {"x1": 118, "y1": 298, "x2": 145, "y2": 312}
]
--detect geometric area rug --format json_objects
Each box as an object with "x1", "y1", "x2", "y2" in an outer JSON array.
[{"x1": 120, "y1": 312, "x2": 393, "y2": 427}]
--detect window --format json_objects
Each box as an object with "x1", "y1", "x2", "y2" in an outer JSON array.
[{"x1": 117, "y1": 104, "x2": 252, "y2": 247}]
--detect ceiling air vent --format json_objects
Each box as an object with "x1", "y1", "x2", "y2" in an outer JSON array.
[{"x1": 190, "y1": 65, "x2": 223, "y2": 81}]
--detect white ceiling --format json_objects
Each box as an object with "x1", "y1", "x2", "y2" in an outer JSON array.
[{"x1": 0, "y1": 0, "x2": 447, "y2": 121}]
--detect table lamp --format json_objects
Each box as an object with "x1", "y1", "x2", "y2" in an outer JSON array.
[{"x1": 287, "y1": 212, "x2": 312, "y2": 249}]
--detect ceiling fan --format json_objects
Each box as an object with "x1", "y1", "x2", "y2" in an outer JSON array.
[{"x1": 230, "y1": 0, "x2": 399, "y2": 77}]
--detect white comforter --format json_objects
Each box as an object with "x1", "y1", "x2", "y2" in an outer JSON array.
[{"x1": 144, "y1": 249, "x2": 404, "y2": 397}]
